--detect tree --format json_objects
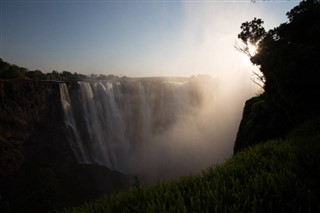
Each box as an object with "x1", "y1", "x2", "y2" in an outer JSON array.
[
  {"x1": 0, "y1": 59, "x2": 25, "y2": 79},
  {"x1": 0, "y1": 58, "x2": 90, "y2": 81},
  {"x1": 286, "y1": 0, "x2": 320, "y2": 22},
  {"x1": 235, "y1": 18, "x2": 266, "y2": 57},
  {"x1": 25, "y1": 70, "x2": 46, "y2": 80},
  {"x1": 238, "y1": 0, "x2": 320, "y2": 122},
  {"x1": 235, "y1": 18, "x2": 266, "y2": 88}
]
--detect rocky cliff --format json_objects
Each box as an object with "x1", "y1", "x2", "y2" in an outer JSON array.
[
  {"x1": 233, "y1": 95, "x2": 292, "y2": 154},
  {"x1": 0, "y1": 80, "x2": 131, "y2": 213}
]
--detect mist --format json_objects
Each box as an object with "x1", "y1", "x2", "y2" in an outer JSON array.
[
  {"x1": 60, "y1": 73, "x2": 257, "y2": 183},
  {"x1": 126, "y1": 75, "x2": 257, "y2": 182}
]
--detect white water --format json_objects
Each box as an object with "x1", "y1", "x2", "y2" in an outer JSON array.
[{"x1": 59, "y1": 76, "x2": 247, "y2": 181}]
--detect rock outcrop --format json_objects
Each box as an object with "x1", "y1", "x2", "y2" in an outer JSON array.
[{"x1": 233, "y1": 95, "x2": 292, "y2": 154}]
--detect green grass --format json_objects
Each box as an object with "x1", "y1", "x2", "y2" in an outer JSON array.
[{"x1": 60, "y1": 119, "x2": 320, "y2": 213}]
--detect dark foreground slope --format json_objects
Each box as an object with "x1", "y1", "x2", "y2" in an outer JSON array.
[{"x1": 0, "y1": 80, "x2": 131, "y2": 213}]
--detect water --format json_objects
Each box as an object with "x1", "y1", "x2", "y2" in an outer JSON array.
[{"x1": 59, "y1": 76, "x2": 239, "y2": 180}]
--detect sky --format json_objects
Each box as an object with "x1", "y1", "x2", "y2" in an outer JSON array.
[{"x1": 0, "y1": 0, "x2": 301, "y2": 77}]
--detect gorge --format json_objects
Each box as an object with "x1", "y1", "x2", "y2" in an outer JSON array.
[
  {"x1": 0, "y1": 76, "x2": 253, "y2": 212},
  {"x1": 59, "y1": 76, "x2": 246, "y2": 181}
]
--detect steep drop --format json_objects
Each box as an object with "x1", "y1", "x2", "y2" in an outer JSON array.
[{"x1": 59, "y1": 76, "x2": 243, "y2": 180}]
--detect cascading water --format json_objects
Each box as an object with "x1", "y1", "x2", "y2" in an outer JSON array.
[{"x1": 59, "y1": 76, "x2": 239, "y2": 180}]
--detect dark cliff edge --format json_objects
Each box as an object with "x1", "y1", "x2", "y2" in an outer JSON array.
[
  {"x1": 0, "y1": 80, "x2": 131, "y2": 213},
  {"x1": 233, "y1": 94, "x2": 293, "y2": 154}
]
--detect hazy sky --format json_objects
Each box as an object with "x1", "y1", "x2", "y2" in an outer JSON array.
[{"x1": 1, "y1": 0, "x2": 300, "y2": 77}]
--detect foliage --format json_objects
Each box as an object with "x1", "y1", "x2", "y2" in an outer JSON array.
[
  {"x1": 0, "y1": 59, "x2": 26, "y2": 79},
  {"x1": 25, "y1": 70, "x2": 47, "y2": 80},
  {"x1": 237, "y1": 0, "x2": 320, "y2": 123},
  {"x1": 0, "y1": 58, "x2": 124, "y2": 81},
  {"x1": 0, "y1": 58, "x2": 89, "y2": 81},
  {"x1": 237, "y1": 18, "x2": 266, "y2": 57}
]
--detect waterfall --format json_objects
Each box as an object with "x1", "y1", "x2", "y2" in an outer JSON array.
[
  {"x1": 59, "y1": 77, "x2": 219, "y2": 174},
  {"x1": 59, "y1": 83, "x2": 91, "y2": 164}
]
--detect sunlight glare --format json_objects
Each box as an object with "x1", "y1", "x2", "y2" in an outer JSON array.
[{"x1": 248, "y1": 43, "x2": 257, "y2": 56}]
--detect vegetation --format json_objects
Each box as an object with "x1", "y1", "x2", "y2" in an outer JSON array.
[
  {"x1": 0, "y1": 59, "x2": 121, "y2": 81},
  {"x1": 237, "y1": 0, "x2": 320, "y2": 124},
  {"x1": 0, "y1": 58, "x2": 89, "y2": 81},
  {"x1": 234, "y1": 0, "x2": 320, "y2": 152}
]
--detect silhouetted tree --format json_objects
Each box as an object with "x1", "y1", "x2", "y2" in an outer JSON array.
[
  {"x1": 25, "y1": 70, "x2": 46, "y2": 80},
  {"x1": 238, "y1": 0, "x2": 320, "y2": 122},
  {"x1": 0, "y1": 59, "x2": 90, "y2": 81},
  {"x1": 0, "y1": 59, "x2": 25, "y2": 79},
  {"x1": 236, "y1": 18, "x2": 266, "y2": 57}
]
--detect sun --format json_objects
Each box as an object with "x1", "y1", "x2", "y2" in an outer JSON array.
[
  {"x1": 240, "y1": 43, "x2": 258, "y2": 66},
  {"x1": 247, "y1": 43, "x2": 257, "y2": 56}
]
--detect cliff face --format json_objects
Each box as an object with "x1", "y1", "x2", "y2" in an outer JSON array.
[
  {"x1": 0, "y1": 80, "x2": 131, "y2": 213},
  {"x1": 233, "y1": 95, "x2": 292, "y2": 154},
  {"x1": 0, "y1": 80, "x2": 63, "y2": 176}
]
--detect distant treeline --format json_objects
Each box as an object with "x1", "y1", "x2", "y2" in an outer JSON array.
[{"x1": 0, "y1": 58, "x2": 120, "y2": 81}]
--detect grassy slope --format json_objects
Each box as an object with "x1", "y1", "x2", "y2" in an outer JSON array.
[{"x1": 61, "y1": 119, "x2": 320, "y2": 213}]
